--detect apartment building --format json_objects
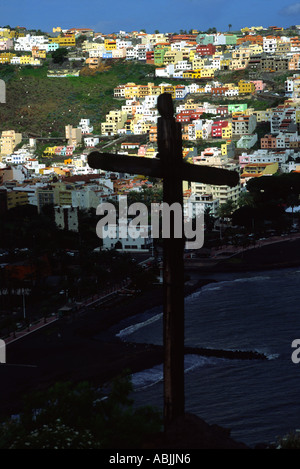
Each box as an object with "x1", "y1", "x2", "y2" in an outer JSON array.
[
  {"x1": 55, "y1": 205, "x2": 79, "y2": 232},
  {"x1": 238, "y1": 80, "x2": 256, "y2": 94},
  {"x1": 101, "y1": 110, "x2": 128, "y2": 136},
  {"x1": 0, "y1": 130, "x2": 22, "y2": 157},
  {"x1": 65, "y1": 125, "x2": 82, "y2": 146},
  {"x1": 232, "y1": 113, "x2": 257, "y2": 135},
  {"x1": 260, "y1": 56, "x2": 289, "y2": 72}
]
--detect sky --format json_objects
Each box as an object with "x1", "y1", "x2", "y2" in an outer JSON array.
[{"x1": 1, "y1": 0, "x2": 300, "y2": 34}]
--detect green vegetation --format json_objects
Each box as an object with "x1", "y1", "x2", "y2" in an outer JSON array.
[
  {"x1": 274, "y1": 431, "x2": 300, "y2": 449},
  {"x1": 0, "y1": 60, "x2": 289, "y2": 139},
  {"x1": 231, "y1": 172, "x2": 300, "y2": 232},
  {"x1": 0, "y1": 60, "x2": 156, "y2": 136},
  {"x1": 51, "y1": 48, "x2": 69, "y2": 64},
  {"x1": 0, "y1": 373, "x2": 162, "y2": 449}
]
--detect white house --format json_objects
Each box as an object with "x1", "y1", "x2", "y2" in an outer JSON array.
[
  {"x1": 84, "y1": 136, "x2": 99, "y2": 147},
  {"x1": 184, "y1": 193, "x2": 220, "y2": 219},
  {"x1": 101, "y1": 223, "x2": 152, "y2": 252},
  {"x1": 55, "y1": 205, "x2": 79, "y2": 232},
  {"x1": 79, "y1": 118, "x2": 93, "y2": 134}
]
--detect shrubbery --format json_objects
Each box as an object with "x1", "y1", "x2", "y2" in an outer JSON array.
[{"x1": 0, "y1": 371, "x2": 162, "y2": 449}]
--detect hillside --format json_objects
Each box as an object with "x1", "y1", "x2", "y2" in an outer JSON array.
[
  {"x1": 0, "y1": 60, "x2": 156, "y2": 138},
  {"x1": 0, "y1": 60, "x2": 289, "y2": 143}
]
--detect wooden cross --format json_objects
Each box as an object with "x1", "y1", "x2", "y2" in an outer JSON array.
[{"x1": 88, "y1": 93, "x2": 239, "y2": 427}]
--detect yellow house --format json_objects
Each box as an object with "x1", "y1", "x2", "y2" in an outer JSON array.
[
  {"x1": 241, "y1": 162, "x2": 279, "y2": 178},
  {"x1": 222, "y1": 123, "x2": 232, "y2": 139},
  {"x1": 220, "y1": 58, "x2": 231, "y2": 69},
  {"x1": 43, "y1": 146, "x2": 56, "y2": 157},
  {"x1": 192, "y1": 58, "x2": 205, "y2": 70},
  {"x1": 0, "y1": 52, "x2": 14, "y2": 64},
  {"x1": 195, "y1": 87, "x2": 206, "y2": 94},
  {"x1": 196, "y1": 129, "x2": 203, "y2": 139},
  {"x1": 185, "y1": 99, "x2": 196, "y2": 110},
  {"x1": 20, "y1": 55, "x2": 35, "y2": 65},
  {"x1": 49, "y1": 35, "x2": 76, "y2": 47},
  {"x1": 221, "y1": 142, "x2": 228, "y2": 156},
  {"x1": 145, "y1": 147, "x2": 157, "y2": 158},
  {"x1": 181, "y1": 48, "x2": 191, "y2": 61},
  {"x1": 253, "y1": 109, "x2": 272, "y2": 123},
  {"x1": 0, "y1": 130, "x2": 22, "y2": 156},
  {"x1": 137, "y1": 84, "x2": 150, "y2": 98},
  {"x1": 238, "y1": 80, "x2": 256, "y2": 94},
  {"x1": 53, "y1": 182, "x2": 73, "y2": 204},
  {"x1": 73, "y1": 158, "x2": 84, "y2": 167},
  {"x1": 160, "y1": 84, "x2": 175, "y2": 98},
  {"x1": 104, "y1": 39, "x2": 117, "y2": 50},
  {"x1": 200, "y1": 69, "x2": 215, "y2": 78},
  {"x1": 249, "y1": 44, "x2": 263, "y2": 54},
  {"x1": 163, "y1": 50, "x2": 183, "y2": 65},
  {"x1": 183, "y1": 70, "x2": 202, "y2": 79},
  {"x1": 124, "y1": 83, "x2": 139, "y2": 99},
  {"x1": 101, "y1": 110, "x2": 128, "y2": 135},
  {"x1": 64, "y1": 158, "x2": 73, "y2": 165},
  {"x1": 189, "y1": 50, "x2": 196, "y2": 62},
  {"x1": 0, "y1": 28, "x2": 17, "y2": 39},
  {"x1": 147, "y1": 83, "x2": 161, "y2": 95}
]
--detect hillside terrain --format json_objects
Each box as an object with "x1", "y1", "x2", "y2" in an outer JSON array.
[
  {"x1": 0, "y1": 61, "x2": 287, "y2": 143},
  {"x1": 0, "y1": 61, "x2": 156, "y2": 138}
]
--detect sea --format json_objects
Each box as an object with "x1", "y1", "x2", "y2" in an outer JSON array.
[{"x1": 112, "y1": 266, "x2": 300, "y2": 448}]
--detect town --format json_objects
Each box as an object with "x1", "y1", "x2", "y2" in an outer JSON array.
[
  {"x1": 1, "y1": 21, "x2": 300, "y2": 450},
  {"x1": 1, "y1": 24, "x2": 300, "y2": 319}
]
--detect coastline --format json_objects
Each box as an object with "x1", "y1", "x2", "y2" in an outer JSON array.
[
  {"x1": 1, "y1": 239, "x2": 300, "y2": 448},
  {"x1": 2, "y1": 237, "x2": 300, "y2": 419},
  {"x1": 0, "y1": 276, "x2": 212, "y2": 420}
]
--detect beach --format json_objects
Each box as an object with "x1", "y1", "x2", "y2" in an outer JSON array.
[
  {"x1": 1, "y1": 237, "x2": 300, "y2": 448},
  {"x1": 0, "y1": 276, "x2": 211, "y2": 418},
  {"x1": 2, "y1": 237, "x2": 300, "y2": 414}
]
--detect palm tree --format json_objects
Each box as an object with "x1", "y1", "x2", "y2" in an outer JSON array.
[{"x1": 228, "y1": 24, "x2": 232, "y2": 32}]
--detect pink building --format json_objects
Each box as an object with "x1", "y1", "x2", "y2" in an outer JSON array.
[
  {"x1": 138, "y1": 145, "x2": 147, "y2": 156},
  {"x1": 250, "y1": 80, "x2": 266, "y2": 92},
  {"x1": 0, "y1": 39, "x2": 13, "y2": 50},
  {"x1": 239, "y1": 154, "x2": 251, "y2": 167}
]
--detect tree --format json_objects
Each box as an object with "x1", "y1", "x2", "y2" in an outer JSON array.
[
  {"x1": 0, "y1": 374, "x2": 162, "y2": 449},
  {"x1": 237, "y1": 192, "x2": 256, "y2": 208},
  {"x1": 51, "y1": 47, "x2": 68, "y2": 64},
  {"x1": 206, "y1": 27, "x2": 217, "y2": 34},
  {"x1": 217, "y1": 199, "x2": 236, "y2": 219},
  {"x1": 228, "y1": 24, "x2": 232, "y2": 32},
  {"x1": 203, "y1": 207, "x2": 215, "y2": 231}
]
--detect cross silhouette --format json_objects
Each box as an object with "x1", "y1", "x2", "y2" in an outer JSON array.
[{"x1": 88, "y1": 93, "x2": 239, "y2": 427}]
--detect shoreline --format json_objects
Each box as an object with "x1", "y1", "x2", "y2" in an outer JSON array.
[
  {"x1": 0, "y1": 276, "x2": 213, "y2": 420},
  {"x1": 1, "y1": 238, "x2": 300, "y2": 419},
  {"x1": 0, "y1": 246, "x2": 298, "y2": 447}
]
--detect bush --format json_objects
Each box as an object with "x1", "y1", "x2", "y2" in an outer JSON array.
[
  {"x1": 0, "y1": 372, "x2": 162, "y2": 449},
  {"x1": 275, "y1": 430, "x2": 300, "y2": 449}
]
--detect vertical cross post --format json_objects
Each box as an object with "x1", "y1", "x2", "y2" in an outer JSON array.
[
  {"x1": 157, "y1": 94, "x2": 185, "y2": 425},
  {"x1": 87, "y1": 92, "x2": 239, "y2": 429}
]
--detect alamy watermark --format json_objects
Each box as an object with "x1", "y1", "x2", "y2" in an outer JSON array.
[
  {"x1": 95, "y1": 196, "x2": 205, "y2": 249},
  {"x1": 0, "y1": 339, "x2": 6, "y2": 364},
  {"x1": 0, "y1": 80, "x2": 6, "y2": 104},
  {"x1": 291, "y1": 339, "x2": 300, "y2": 363}
]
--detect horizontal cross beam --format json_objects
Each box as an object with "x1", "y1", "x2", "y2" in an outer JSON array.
[{"x1": 87, "y1": 151, "x2": 240, "y2": 187}]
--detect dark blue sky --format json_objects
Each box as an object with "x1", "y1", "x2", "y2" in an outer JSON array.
[{"x1": 2, "y1": 0, "x2": 300, "y2": 34}]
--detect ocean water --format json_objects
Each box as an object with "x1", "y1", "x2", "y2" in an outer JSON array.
[{"x1": 114, "y1": 267, "x2": 300, "y2": 448}]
